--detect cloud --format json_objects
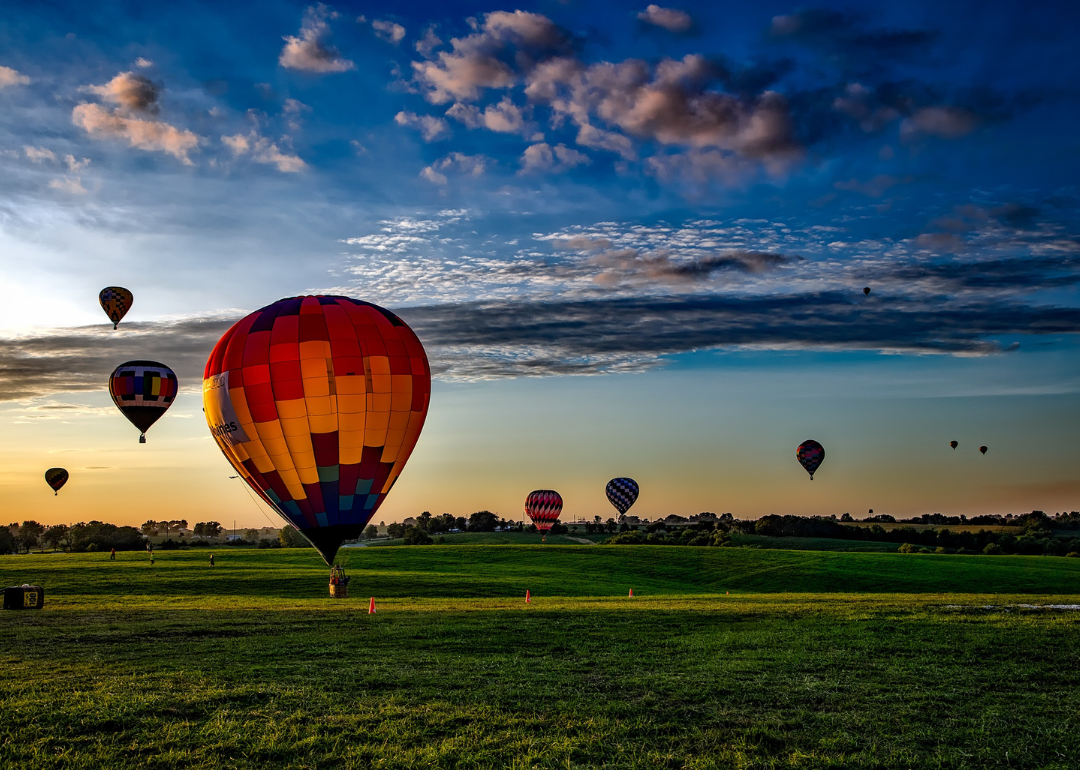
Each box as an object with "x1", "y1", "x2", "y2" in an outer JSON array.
[
  {"x1": 280, "y1": 4, "x2": 355, "y2": 73},
  {"x1": 24, "y1": 146, "x2": 56, "y2": 163},
  {"x1": 412, "y1": 10, "x2": 573, "y2": 103},
  {"x1": 769, "y1": 9, "x2": 937, "y2": 75},
  {"x1": 49, "y1": 177, "x2": 88, "y2": 195},
  {"x1": 415, "y1": 27, "x2": 442, "y2": 57},
  {"x1": 588, "y1": 248, "x2": 800, "y2": 285},
  {"x1": 72, "y1": 103, "x2": 198, "y2": 164},
  {"x1": 834, "y1": 174, "x2": 911, "y2": 198},
  {"x1": 395, "y1": 111, "x2": 450, "y2": 141},
  {"x1": 901, "y1": 106, "x2": 979, "y2": 141},
  {"x1": 0, "y1": 65, "x2": 30, "y2": 87},
  {"x1": 420, "y1": 152, "x2": 487, "y2": 184},
  {"x1": 7, "y1": 289, "x2": 1078, "y2": 395},
  {"x1": 887, "y1": 254, "x2": 1080, "y2": 293},
  {"x1": 135, "y1": 57, "x2": 153, "y2": 68},
  {"x1": 637, "y1": 5, "x2": 693, "y2": 33},
  {"x1": 372, "y1": 19, "x2": 406, "y2": 45},
  {"x1": 85, "y1": 71, "x2": 160, "y2": 113},
  {"x1": 520, "y1": 142, "x2": 591, "y2": 173},
  {"x1": 221, "y1": 131, "x2": 306, "y2": 172},
  {"x1": 446, "y1": 97, "x2": 525, "y2": 133},
  {"x1": 832, "y1": 82, "x2": 900, "y2": 132}
]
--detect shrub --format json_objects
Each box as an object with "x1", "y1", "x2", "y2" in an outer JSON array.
[
  {"x1": 898, "y1": 543, "x2": 917, "y2": 553},
  {"x1": 983, "y1": 543, "x2": 1004, "y2": 555},
  {"x1": 934, "y1": 547, "x2": 948, "y2": 554},
  {"x1": 1067, "y1": 552, "x2": 1080, "y2": 558},
  {"x1": 158, "y1": 539, "x2": 182, "y2": 550}
]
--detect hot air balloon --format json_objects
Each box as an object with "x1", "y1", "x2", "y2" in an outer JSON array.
[
  {"x1": 99, "y1": 287, "x2": 133, "y2": 330},
  {"x1": 45, "y1": 468, "x2": 68, "y2": 496},
  {"x1": 979, "y1": 446, "x2": 988, "y2": 455},
  {"x1": 202, "y1": 296, "x2": 431, "y2": 566},
  {"x1": 109, "y1": 361, "x2": 178, "y2": 443},
  {"x1": 863, "y1": 287, "x2": 871, "y2": 296},
  {"x1": 949, "y1": 441, "x2": 958, "y2": 450},
  {"x1": 525, "y1": 490, "x2": 563, "y2": 541},
  {"x1": 606, "y1": 477, "x2": 639, "y2": 516},
  {"x1": 796, "y1": 440, "x2": 825, "y2": 480}
]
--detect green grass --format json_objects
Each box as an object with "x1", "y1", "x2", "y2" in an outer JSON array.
[
  {"x1": 364, "y1": 530, "x2": 609, "y2": 547},
  {"x1": 730, "y1": 533, "x2": 902, "y2": 552},
  {"x1": 2, "y1": 547, "x2": 1080, "y2": 769}
]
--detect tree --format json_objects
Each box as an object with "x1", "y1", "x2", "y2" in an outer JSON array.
[
  {"x1": 403, "y1": 526, "x2": 433, "y2": 545},
  {"x1": 278, "y1": 526, "x2": 308, "y2": 548},
  {"x1": 386, "y1": 522, "x2": 405, "y2": 539},
  {"x1": 0, "y1": 527, "x2": 15, "y2": 555},
  {"x1": 43, "y1": 524, "x2": 70, "y2": 552},
  {"x1": 364, "y1": 525, "x2": 379, "y2": 540},
  {"x1": 194, "y1": 522, "x2": 223, "y2": 540},
  {"x1": 19, "y1": 521, "x2": 45, "y2": 553},
  {"x1": 983, "y1": 542, "x2": 1004, "y2": 555},
  {"x1": 244, "y1": 529, "x2": 260, "y2": 541},
  {"x1": 467, "y1": 511, "x2": 499, "y2": 532},
  {"x1": 416, "y1": 511, "x2": 433, "y2": 533},
  {"x1": 140, "y1": 520, "x2": 159, "y2": 537}
]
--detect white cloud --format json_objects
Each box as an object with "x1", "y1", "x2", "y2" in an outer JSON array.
[
  {"x1": 394, "y1": 111, "x2": 450, "y2": 141},
  {"x1": 900, "y1": 106, "x2": 979, "y2": 141},
  {"x1": 85, "y1": 71, "x2": 160, "y2": 112},
  {"x1": 520, "y1": 142, "x2": 591, "y2": 173},
  {"x1": 372, "y1": 19, "x2": 406, "y2": 45},
  {"x1": 0, "y1": 65, "x2": 30, "y2": 88},
  {"x1": 415, "y1": 27, "x2": 442, "y2": 57},
  {"x1": 446, "y1": 97, "x2": 526, "y2": 134},
  {"x1": 637, "y1": 5, "x2": 693, "y2": 32},
  {"x1": 24, "y1": 146, "x2": 56, "y2": 163},
  {"x1": 73, "y1": 103, "x2": 199, "y2": 164},
  {"x1": 135, "y1": 57, "x2": 153, "y2": 68},
  {"x1": 49, "y1": 177, "x2": 89, "y2": 195},
  {"x1": 221, "y1": 131, "x2": 306, "y2": 172},
  {"x1": 420, "y1": 152, "x2": 488, "y2": 184},
  {"x1": 280, "y1": 4, "x2": 355, "y2": 73}
]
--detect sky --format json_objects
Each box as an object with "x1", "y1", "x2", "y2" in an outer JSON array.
[{"x1": 1, "y1": 0, "x2": 1079, "y2": 529}]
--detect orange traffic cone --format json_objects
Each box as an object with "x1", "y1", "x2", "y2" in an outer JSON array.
[
  {"x1": 525, "y1": 589, "x2": 531, "y2": 603},
  {"x1": 369, "y1": 597, "x2": 376, "y2": 614},
  {"x1": 629, "y1": 588, "x2": 634, "y2": 597}
]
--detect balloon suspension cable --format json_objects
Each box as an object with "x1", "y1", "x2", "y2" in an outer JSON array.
[{"x1": 234, "y1": 477, "x2": 285, "y2": 530}]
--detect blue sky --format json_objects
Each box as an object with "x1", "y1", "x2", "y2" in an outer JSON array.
[{"x1": 1, "y1": 0, "x2": 1078, "y2": 525}]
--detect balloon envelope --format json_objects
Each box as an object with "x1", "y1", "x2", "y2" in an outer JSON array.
[
  {"x1": 109, "y1": 361, "x2": 178, "y2": 442},
  {"x1": 796, "y1": 440, "x2": 825, "y2": 480},
  {"x1": 979, "y1": 446, "x2": 988, "y2": 455},
  {"x1": 863, "y1": 287, "x2": 871, "y2": 296},
  {"x1": 526, "y1": 490, "x2": 563, "y2": 535},
  {"x1": 949, "y1": 440, "x2": 958, "y2": 450},
  {"x1": 45, "y1": 468, "x2": 68, "y2": 495},
  {"x1": 99, "y1": 287, "x2": 133, "y2": 330},
  {"x1": 606, "y1": 477, "x2": 639, "y2": 515},
  {"x1": 203, "y1": 296, "x2": 431, "y2": 566}
]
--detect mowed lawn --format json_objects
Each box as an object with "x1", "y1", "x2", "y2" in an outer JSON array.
[{"x1": 1, "y1": 547, "x2": 1079, "y2": 769}]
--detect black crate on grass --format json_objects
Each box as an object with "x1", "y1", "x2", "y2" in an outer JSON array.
[{"x1": 3, "y1": 585, "x2": 45, "y2": 610}]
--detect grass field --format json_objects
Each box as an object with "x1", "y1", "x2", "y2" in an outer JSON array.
[{"x1": 2, "y1": 546, "x2": 1079, "y2": 769}]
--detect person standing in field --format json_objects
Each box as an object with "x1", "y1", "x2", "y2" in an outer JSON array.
[
  {"x1": 209, "y1": 554, "x2": 215, "y2": 567},
  {"x1": 110, "y1": 548, "x2": 116, "y2": 561},
  {"x1": 147, "y1": 541, "x2": 153, "y2": 555}
]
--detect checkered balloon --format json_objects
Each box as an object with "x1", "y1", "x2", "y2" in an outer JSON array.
[
  {"x1": 796, "y1": 439, "x2": 825, "y2": 480},
  {"x1": 605, "y1": 477, "x2": 639, "y2": 515},
  {"x1": 109, "y1": 360, "x2": 178, "y2": 443},
  {"x1": 525, "y1": 490, "x2": 563, "y2": 533},
  {"x1": 203, "y1": 296, "x2": 431, "y2": 566},
  {"x1": 99, "y1": 286, "x2": 133, "y2": 330}
]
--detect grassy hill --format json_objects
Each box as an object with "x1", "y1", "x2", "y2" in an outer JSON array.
[{"x1": 2, "y1": 547, "x2": 1080, "y2": 769}]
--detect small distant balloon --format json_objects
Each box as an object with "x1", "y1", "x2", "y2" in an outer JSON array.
[
  {"x1": 979, "y1": 446, "x2": 988, "y2": 455},
  {"x1": 526, "y1": 490, "x2": 563, "y2": 541},
  {"x1": 45, "y1": 468, "x2": 68, "y2": 496},
  {"x1": 99, "y1": 287, "x2": 133, "y2": 330},
  {"x1": 109, "y1": 360, "x2": 178, "y2": 443},
  {"x1": 606, "y1": 477, "x2": 639, "y2": 515},
  {"x1": 796, "y1": 440, "x2": 825, "y2": 480},
  {"x1": 863, "y1": 287, "x2": 871, "y2": 296},
  {"x1": 949, "y1": 441, "x2": 958, "y2": 450}
]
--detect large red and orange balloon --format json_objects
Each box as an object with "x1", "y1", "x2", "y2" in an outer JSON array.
[
  {"x1": 203, "y1": 296, "x2": 431, "y2": 565},
  {"x1": 525, "y1": 490, "x2": 563, "y2": 541}
]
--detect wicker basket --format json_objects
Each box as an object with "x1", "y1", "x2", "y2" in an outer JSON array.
[{"x1": 329, "y1": 583, "x2": 349, "y2": 599}]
